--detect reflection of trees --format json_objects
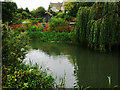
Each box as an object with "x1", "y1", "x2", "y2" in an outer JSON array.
[
  {"x1": 29, "y1": 41, "x2": 74, "y2": 56},
  {"x1": 72, "y1": 49, "x2": 119, "y2": 88},
  {"x1": 29, "y1": 41, "x2": 119, "y2": 88}
]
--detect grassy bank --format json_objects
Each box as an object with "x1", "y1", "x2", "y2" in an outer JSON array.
[
  {"x1": 20, "y1": 25, "x2": 74, "y2": 41},
  {"x1": 28, "y1": 31, "x2": 71, "y2": 41}
]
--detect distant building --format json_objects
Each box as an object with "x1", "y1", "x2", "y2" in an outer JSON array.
[{"x1": 49, "y1": 2, "x2": 65, "y2": 13}]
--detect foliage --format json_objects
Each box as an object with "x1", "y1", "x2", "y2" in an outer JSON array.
[
  {"x1": 2, "y1": 24, "x2": 29, "y2": 67},
  {"x1": 49, "y1": 17, "x2": 69, "y2": 32},
  {"x1": 68, "y1": 29, "x2": 77, "y2": 42},
  {"x1": 22, "y1": 11, "x2": 31, "y2": 19},
  {"x1": 28, "y1": 31, "x2": 71, "y2": 41},
  {"x1": 2, "y1": 24, "x2": 29, "y2": 85},
  {"x1": 2, "y1": 24, "x2": 65, "y2": 89},
  {"x1": 4, "y1": 63, "x2": 55, "y2": 89},
  {"x1": 64, "y1": 14, "x2": 73, "y2": 21},
  {"x1": 17, "y1": 8, "x2": 24, "y2": 13},
  {"x1": 49, "y1": 10, "x2": 57, "y2": 16},
  {"x1": 29, "y1": 18, "x2": 42, "y2": 24},
  {"x1": 25, "y1": 23, "x2": 71, "y2": 41},
  {"x1": 31, "y1": 6, "x2": 46, "y2": 18},
  {"x1": 2, "y1": 2, "x2": 17, "y2": 24},
  {"x1": 76, "y1": 2, "x2": 120, "y2": 51},
  {"x1": 56, "y1": 12, "x2": 65, "y2": 18},
  {"x1": 56, "y1": 13, "x2": 73, "y2": 21},
  {"x1": 26, "y1": 25, "x2": 43, "y2": 32},
  {"x1": 13, "y1": 13, "x2": 23, "y2": 24},
  {"x1": 64, "y1": 2, "x2": 94, "y2": 17},
  {"x1": 25, "y1": 7, "x2": 29, "y2": 13},
  {"x1": 76, "y1": 7, "x2": 89, "y2": 44}
]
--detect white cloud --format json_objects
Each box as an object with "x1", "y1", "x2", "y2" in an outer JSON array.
[{"x1": 13, "y1": 0, "x2": 63, "y2": 11}]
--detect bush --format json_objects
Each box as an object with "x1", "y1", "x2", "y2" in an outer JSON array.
[
  {"x1": 2, "y1": 24, "x2": 29, "y2": 67},
  {"x1": 26, "y1": 25, "x2": 43, "y2": 32},
  {"x1": 27, "y1": 30, "x2": 71, "y2": 41},
  {"x1": 5, "y1": 63, "x2": 55, "y2": 89},
  {"x1": 49, "y1": 17, "x2": 69, "y2": 32},
  {"x1": 64, "y1": 14, "x2": 73, "y2": 21},
  {"x1": 2, "y1": 24, "x2": 29, "y2": 85},
  {"x1": 56, "y1": 13, "x2": 65, "y2": 18}
]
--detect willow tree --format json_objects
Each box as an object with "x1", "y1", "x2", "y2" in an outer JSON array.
[
  {"x1": 76, "y1": 2, "x2": 120, "y2": 51},
  {"x1": 76, "y1": 7, "x2": 90, "y2": 44}
]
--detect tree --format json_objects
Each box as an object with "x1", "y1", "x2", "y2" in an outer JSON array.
[
  {"x1": 2, "y1": 2, "x2": 17, "y2": 23},
  {"x1": 17, "y1": 8, "x2": 24, "y2": 13},
  {"x1": 76, "y1": 2, "x2": 120, "y2": 51},
  {"x1": 13, "y1": 13, "x2": 23, "y2": 24},
  {"x1": 31, "y1": 9, "x2": 36, "y2": 18},
  {"x1": 48, "y1": 4, "x2": 52, "y2": 12},
  {"x1": 36, "y1": 6, "x2": 46, "y2": 17},
  {"x1": 31, "y1": 6, "x2": 46, "y2": 18},
  {"x1": 25, "y1": 7, "x2": 29, "y2": 13},
  {"x1": 64, "y1": 2, "x2": 94, "y2": 17}
]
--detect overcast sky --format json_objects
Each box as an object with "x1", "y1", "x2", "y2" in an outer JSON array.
[{"x1": 13, "y1": 0, "x2": 63, "y2": 11}]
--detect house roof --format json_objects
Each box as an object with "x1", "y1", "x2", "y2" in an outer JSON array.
[{"x1": 50, "y1": 2, "x2": 63, "y2": 8}]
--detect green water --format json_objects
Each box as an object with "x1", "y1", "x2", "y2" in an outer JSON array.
[{"x1": 24, "y1": 41, "x2": 119, "y2": 88}]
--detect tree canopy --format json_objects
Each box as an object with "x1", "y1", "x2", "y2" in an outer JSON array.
[
  {"x1": 2, "y1": 2, "x2": 17, "y2": 23},
  {"x1": 64, "y1": 2, "x2": 94, "y2": 17},
  {"x1": 31, "y1": 6, "x2": 46, "y2": 18}
]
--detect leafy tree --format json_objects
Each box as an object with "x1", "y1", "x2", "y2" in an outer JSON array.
[
  {"x1": 49, "y1": 10, "x2": 57, "y2": 16},
  {"x1": 48, "y1": 4, "x2": 52, "y2": 12},
  {"x1": 2, "y1": 24, "x2": 29, "y2": 84},
  {"x1": 17, "y1": 8, "x2": 24, "y2": 13},
  {"x1": 76, "y1": 2, "x2": 120, "y2": 51},
  {"x1": 31, "y1": 7, "x2": 46, "y2": 18},
  {"x1": 25, "y1": 7, "x2": 29, "y2": 13},
  {"x1": 30, "y1": 9, "x2": 36, "y2": 18},
  {"x1": 56, "y1": 12, "x2": 65, "y2": 18},
  {"x1": 64, "y1": 2, "x2": 94, "y2": 17},
  {"x1": 13, "y1": 13, "x2": 23, "y2": 24},
  {"x1": 36, "y1": 6, "x2": 46, "y2": 18},
  {"x1": 2, "y1": 2, "x2": 17, "y2": 23},
  {"x1": 16, "y1": 13, "x2": 22, "y2": 19},
  {"x1": 22, "y1": 11, "x2": 29, "y2": 19}
]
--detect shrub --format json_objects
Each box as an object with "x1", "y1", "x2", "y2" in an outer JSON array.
[
  {"x1": 49, "y1": 17, "x2": 69, "y2": 32},
  {"x1": 26, "y1": 25, "x2": 43, "y2": 32},
  {"x1": 64, "y1": 14, "x2": 73, "y2": 21},
  {"x1": 2, "y1": 24, "x2": 29, "y2": 85},
  {"x1": 27, "y1": 30, "x2": 71, "y2": 41},
  {"x1": 5, "y1": 63, "x2": 55, "y2": 89},
  {"x1": 56, "y1": 13, "x2": 65, "y2": 18}
]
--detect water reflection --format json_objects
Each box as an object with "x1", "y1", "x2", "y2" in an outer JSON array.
[{"x1": 24, "y1": 41, "x2": 119, "y2": 88}]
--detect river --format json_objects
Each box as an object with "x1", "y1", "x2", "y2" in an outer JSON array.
[{"x1": 24, "y1": 41, "x2": 119, "y2": 88}]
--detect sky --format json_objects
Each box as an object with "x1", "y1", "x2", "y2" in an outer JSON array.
[{"x1": 12, "y1": 0, "x2": 64, "y2": 11}]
